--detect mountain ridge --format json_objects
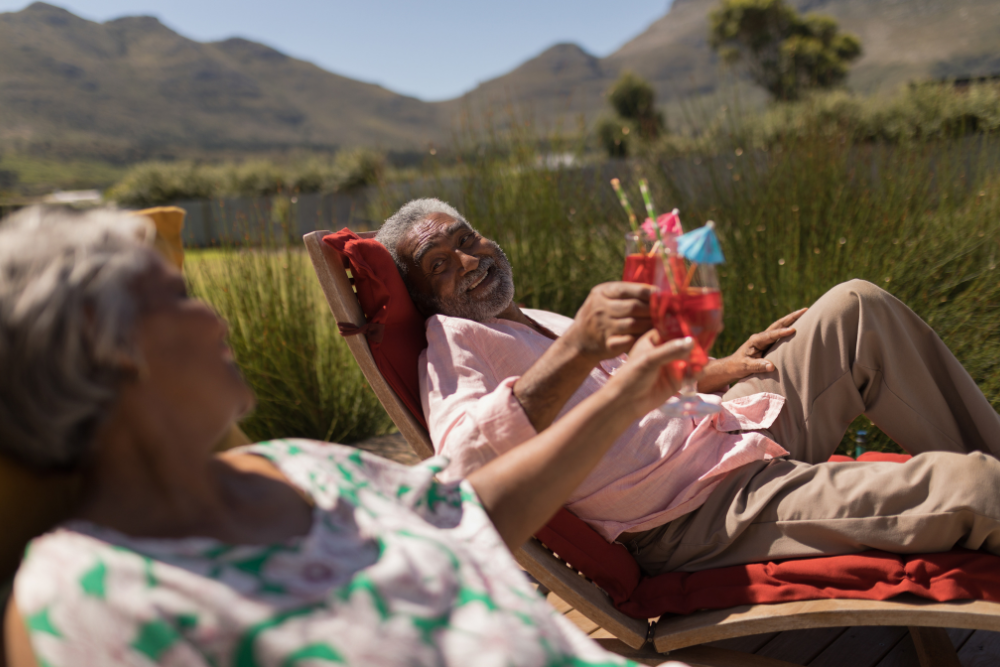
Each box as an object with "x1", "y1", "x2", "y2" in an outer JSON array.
[{"x1": 1, "y1": 0, "x2": 998, "y2": 161}]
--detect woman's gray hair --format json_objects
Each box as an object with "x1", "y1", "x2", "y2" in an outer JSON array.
[
  {"x1": 376, "y1": 198, "x2": 469, "y2": 276},
  {"x1": 0, "y1": 206, "x2": 157, "y2": 471}
]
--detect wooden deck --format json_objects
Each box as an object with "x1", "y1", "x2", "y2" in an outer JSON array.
[{"x1": 544, "y1": 588, "x2": 1000, "y2": 666}]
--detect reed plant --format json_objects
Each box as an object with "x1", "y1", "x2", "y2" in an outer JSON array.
[
  {"x1": 374, "y1": 110, "x2": 1000, "y2": 454},
  {"x1": 181, "y1": 104, "x2": 999, "y2": 456},
  {"x1": 185, "y1": 234, "x2": 392, "y2": 444}
]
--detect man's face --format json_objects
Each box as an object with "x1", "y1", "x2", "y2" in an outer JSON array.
[{"x1": 398, "y1": 212, "x2": 515, "y2": 321}]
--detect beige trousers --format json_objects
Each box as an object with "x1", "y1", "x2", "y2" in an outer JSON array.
[{"x1": 630, "y1": 280, "x2": 1000, "y2": 574}]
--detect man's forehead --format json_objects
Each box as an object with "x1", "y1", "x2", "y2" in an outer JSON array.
[{"x1": 404, "y1": 214, "x2": 473, "y2": 263}]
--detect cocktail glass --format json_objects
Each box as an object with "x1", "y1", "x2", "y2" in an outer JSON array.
[
  {"x1": 622, "y1": 231, "x2": 659, "y2": 284},
  {"x1": 651, "y1": 250, "x2": 724, "y2": 418}
]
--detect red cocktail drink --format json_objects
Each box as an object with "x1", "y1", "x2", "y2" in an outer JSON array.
[
  {"x1": 650, "y1": 287, "x2": 723, "y2": 375},
  {"x1": 623, "y1": 253, "x2": 659, "y2": 284}
]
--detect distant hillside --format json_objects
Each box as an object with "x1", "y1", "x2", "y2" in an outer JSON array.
[
  {"x1": 445, "y1": 0, "x2": 1000, "y2": 126},
  {"x1": 1, "y1": 0, "x2": 998, "y2": 164},
  {"x1": 0, "y1": 3, "x2": 448, "y2": 159}
]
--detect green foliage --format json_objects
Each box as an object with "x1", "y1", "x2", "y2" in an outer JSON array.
[
  {"x1": 596, "y1": 73, "x2": 666, "y2": 158},
  {"x1": 709, "y1": 0, "x2": 862, "y2": 100},
  {"x1": 608, "y1": 72, "x2": 666, "y2": 141},
  {"x1": 106, "y1": 149, "x2": 386, "y2": 207},
  {"x1": 595, "y1": 115, "x2": 635, "y2": 158},
  {"x1": 656, "y1": 84, "x2": 1000, "y2": 156},
  {"x1": 106, "y1": 162, "x2": 216, "y2": 208},
  {"x1": 186, "y1": 237, "x2": 392, "y2": 444}
]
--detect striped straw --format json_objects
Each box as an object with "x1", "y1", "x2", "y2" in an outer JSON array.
[
  {"x1": 609, "y1": 178, "x2": 639, "y2": 232},
  {"x1": 638, "y1": 178, "x2": 664, "y2": 246},
  {"x1": 638, "y1": 178, "x2": 657, "y2": 221}
]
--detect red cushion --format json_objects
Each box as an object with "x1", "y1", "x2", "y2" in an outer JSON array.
[
  {"x1": 619, "y1": 549, "x2": 1000, "y2": 617},
  {"x1": 322, "y1": 229, "x2": 427, "y2": 429}
]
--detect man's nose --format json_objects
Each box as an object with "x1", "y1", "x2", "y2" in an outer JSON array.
[{"x1": 457, "y1": 251, "x2": 480, "y2": 274}]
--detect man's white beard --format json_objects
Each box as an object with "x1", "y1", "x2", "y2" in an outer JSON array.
[{"x1": 434, "y1": 245, "x2": 515, "y2": 322}]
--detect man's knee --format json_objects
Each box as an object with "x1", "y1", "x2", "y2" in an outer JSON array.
[
  {"x1": 812, "y1": 279, "x2": 888, "y2": 322},
  {"x1": 922, "y1": 451, "x2": 1000, "y2": 516}
]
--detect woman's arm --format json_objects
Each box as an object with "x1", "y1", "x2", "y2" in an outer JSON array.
[
  {"x1": 5, "y1": 597, "x2": 39, "y2": 667},
  {"x1": 468, "y1": 332, "x2": 692, "y2": 550}
]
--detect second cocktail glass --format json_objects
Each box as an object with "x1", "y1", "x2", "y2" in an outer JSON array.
[{"x1": 651, "y1": 245, "x2": 725, "y2": 418}]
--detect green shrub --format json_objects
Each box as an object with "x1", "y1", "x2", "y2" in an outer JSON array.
[
  {"x1": 106, "y1": 161, "x2": 219, "y2": 207},
  {"x1": 107, "y1": 149, "x2": 387, "y2": 206},
  {"x1": 657, "y1": 84, "x2": 1000, "y2": 156},
  {"x1": 185, "y1": 234, "x2": 392, "y2": 444}
]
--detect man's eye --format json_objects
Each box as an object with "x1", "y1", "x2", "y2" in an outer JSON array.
[
  {"x1": 431, "y1": 259, "x2": 445, "y2": 272},
  {"x1": 461, "y1": 233, "x2": 474, "y2": 246}
]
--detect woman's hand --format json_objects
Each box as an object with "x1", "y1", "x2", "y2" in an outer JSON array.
[
  {"x1": 607, "y1": 330, "x2": 693, "y2": 419},
  {"x1": 697, "y1": 308, "x2": 807, "y2": 394}
]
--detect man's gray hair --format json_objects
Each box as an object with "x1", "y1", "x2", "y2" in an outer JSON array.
[
  {"x1": 376, "y1": 198, "x2": 469, "y2": 275},
  {"x1": 0, "y1": 206, "x2": 157, "y2": 470}
]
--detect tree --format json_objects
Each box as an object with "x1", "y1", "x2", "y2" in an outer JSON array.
[
  {"x1": 709, "y1": 0, "x2": 862, "y2": 101},
  {"x1": 596, "y1": 72, "x2": 665, "y2": 158}
]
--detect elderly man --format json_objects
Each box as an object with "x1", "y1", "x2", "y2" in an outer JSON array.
[{"x1": 377, "y1": 197, "x2": 1000, "y2": 575}]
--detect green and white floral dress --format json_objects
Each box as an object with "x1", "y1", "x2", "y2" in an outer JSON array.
[{"x1": 16, "y1": 439, "x2": 683, "y2": 667}]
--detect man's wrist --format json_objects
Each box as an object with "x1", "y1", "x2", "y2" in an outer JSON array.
[{"x1": 552, "y1": 330, "x2": 603, "y2": 369}]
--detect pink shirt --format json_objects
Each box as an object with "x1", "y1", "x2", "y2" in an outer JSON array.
[{"x1": 419, "y1": 309, "x2": 789, "y2": 542}]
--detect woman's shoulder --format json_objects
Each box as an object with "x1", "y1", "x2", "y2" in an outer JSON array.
[{"x1": 235, "y1": 439, "x2": 455, "y2": 512}]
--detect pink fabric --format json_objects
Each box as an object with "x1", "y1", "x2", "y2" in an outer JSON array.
[{"x1": 421, "y1": 309, "x2": 790, "y2": 541}]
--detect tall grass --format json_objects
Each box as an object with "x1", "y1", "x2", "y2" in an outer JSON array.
[
  {"x1": 182, "y1": 103, "x2": 1000, "y2": 456},
  {"x1": 186, "y1": 235, "x2": 392, "y2": 444},
  {"x1": 373, "y1": 111, "x2": 1000, "y2": 454},
  {"x1": 651, "y1": 134, "x2": 1000, "y2": 451}
]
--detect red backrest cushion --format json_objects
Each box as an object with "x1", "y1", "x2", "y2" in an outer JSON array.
[{"x1": 323, "y1": 229, "x2": 428, "y2": 429}]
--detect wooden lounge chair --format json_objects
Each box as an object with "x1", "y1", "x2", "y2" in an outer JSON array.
[{"x1": 304, "y1": 229, "x2": 1000, "y2": 667}]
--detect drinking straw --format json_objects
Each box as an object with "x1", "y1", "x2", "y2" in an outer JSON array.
[
  {"x1": 609, "y1": 178, "x2": 639, "y2": 232},
  {"x1": 638, "y1": 179, "x2": 657, "y2": 222}
]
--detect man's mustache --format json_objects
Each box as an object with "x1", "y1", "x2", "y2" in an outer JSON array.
[{"x1": 458, "y1": 256, "x2": 495, "y2": 292}]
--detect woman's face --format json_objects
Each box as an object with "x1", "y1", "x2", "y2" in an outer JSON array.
[{"x1": 126, "y1": 252, "x2": 254, "y2": 443}]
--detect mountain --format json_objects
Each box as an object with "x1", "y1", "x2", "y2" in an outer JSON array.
[
  {"x1": 447, "y1": 0, "x2": 1000, "y2": 125},
  {"x1": 1, "y1": 0, "x2": 998, "y2": 162},
  {"x1": 0, "y1": 3, "x2": 448, "y2": 159}
]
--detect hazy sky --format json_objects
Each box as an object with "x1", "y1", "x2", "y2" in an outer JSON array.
[{"x1": 1, "y1": 1, "x2": 674, "y2": 101}]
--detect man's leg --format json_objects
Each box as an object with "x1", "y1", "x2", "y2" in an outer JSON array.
[
  {"x1": 629, "y1": 280, "x2": 1000, "y2": 573},
  {"x1": 632, "y1": 451, "x2": 1000, "y2": 573},
  {"x1": 723, "y1": 279, "x2": 1000, "y2": 462}
]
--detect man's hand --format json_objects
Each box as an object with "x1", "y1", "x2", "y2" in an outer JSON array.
[
  {"x1": 562, "y1": 282, "x2": 653, "y2": 363},
  {"x1": 697, "y1": 308, "x2": 808, "y2": 394}
]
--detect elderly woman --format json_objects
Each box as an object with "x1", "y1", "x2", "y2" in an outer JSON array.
[{"x1": 0, "y1": 208, "x2": 692, "y2": 667}]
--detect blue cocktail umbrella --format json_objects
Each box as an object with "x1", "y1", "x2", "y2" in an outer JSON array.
[{"x1": 676, "y1": 220, "x2": 725, "y2": 264}]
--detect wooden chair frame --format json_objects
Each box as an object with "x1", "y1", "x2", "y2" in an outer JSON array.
[{"x1": 304, "y1": 229, "x2": 1000, "y2": 666}]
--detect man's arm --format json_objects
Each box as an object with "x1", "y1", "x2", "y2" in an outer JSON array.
[{"x1": 513, "y1": 282, "x2": 652, "y2": 432}]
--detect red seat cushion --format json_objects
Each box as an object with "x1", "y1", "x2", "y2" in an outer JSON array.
[
  {"x1": 321, "y1": 241, "x2": 994, "y2": 618},
  {"x1": 323, "y1": 229, "x2": 428, "y2": 429}
]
